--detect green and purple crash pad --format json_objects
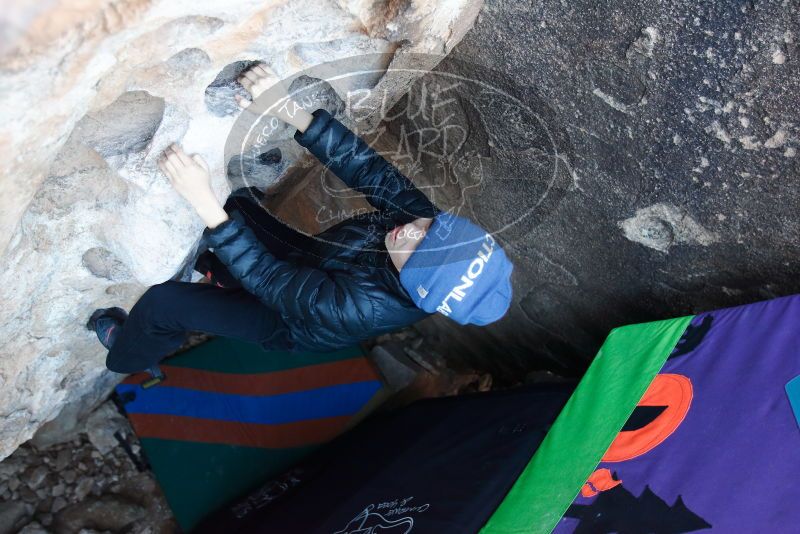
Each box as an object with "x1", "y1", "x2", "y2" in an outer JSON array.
[
  {"x1": 488, "y1": 293, "x2": 800, "y2": 533},
  {"x1": 114, "y1": 336, "x2": 384, "y2": 532},
  {"x1": 480, "y1": 314, "x2": 692, "y2": 534}
]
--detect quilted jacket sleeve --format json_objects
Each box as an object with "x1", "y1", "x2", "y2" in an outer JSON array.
[
  {"x1": 203, "y1": 216, "x2": 374, "y2": 334},
  {"x1": 294, "y1": 108, "x2": 439, "y2": 223}
]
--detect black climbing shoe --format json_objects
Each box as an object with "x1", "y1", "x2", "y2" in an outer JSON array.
[{"x1": 86, "y1": 307, "x2": 128, "y2": 350}]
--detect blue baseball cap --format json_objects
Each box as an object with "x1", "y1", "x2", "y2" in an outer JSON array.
[{"x1": 398, "y1": 212, "x2": 514, "y2": 325}]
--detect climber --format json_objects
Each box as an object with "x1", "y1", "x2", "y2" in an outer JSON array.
[{"x1": 87, "y1": 63, "x2": 514, "y2": 374}]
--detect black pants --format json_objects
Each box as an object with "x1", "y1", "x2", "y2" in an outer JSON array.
[{"x1": 105, "y1": 192, "x2": 314, "y2": 374}]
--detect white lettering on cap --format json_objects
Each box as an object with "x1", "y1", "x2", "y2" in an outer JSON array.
[{"x1": 436, "y1": 233, "x2": 495, "y2": 317}]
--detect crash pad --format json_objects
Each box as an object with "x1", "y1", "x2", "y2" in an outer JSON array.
[{"x1": 114, "y1": 336, "x2": 382, "y2": 532}]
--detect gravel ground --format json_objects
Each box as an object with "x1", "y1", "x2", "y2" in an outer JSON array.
[{"x1": 0, "y1": 401, "x2": 176, "y2": 534}]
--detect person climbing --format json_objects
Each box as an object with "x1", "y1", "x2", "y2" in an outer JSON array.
[{"x1": 87, "y1": 63, "x2": 514, "y2": 374}]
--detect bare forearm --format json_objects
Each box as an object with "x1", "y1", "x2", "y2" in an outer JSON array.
[
  {"x1": 197, "y1": 200, "x2": 229, "y2": 229},
  {"x1": 272, "y1": 98, "x2": 314, "y2": 133},
  {"x1": 158, "y1": 144, "x2": 228, "y2": 229},
  {"x1": 236, "y1": 63, "x2": 314, "y2": 133}
]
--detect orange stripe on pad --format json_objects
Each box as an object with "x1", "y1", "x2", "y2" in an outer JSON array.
[
  {"x1": 129, "y1": 413, "x2": 352, "y2": 449},
  {"x1": 122, "y1": 358, "x2": 380, "y2": 396}
]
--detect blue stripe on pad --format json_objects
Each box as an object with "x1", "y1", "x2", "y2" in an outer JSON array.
[{"x1": 116, "y1": 380, "x2": 381, "y2": 425}]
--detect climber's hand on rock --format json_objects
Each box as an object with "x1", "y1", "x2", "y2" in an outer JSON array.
[
  {"x1": 236, "y1": 63, "x2": 313, "y2": 133},
  {"x1": 157, "y1": 144, "x2": 229, "y2": 229},
  {"x1": 236, "y1": 63, "x2": 284, "y2": 109}
]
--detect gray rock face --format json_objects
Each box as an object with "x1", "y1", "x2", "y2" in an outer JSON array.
[
  {"x1": 400, "y1": 0, "x2": 800, "y2": 379},
  {"x1": 619, "y1": 203, "x2": 719, "y2": 253},
  {"x1": 0, "y1": 0, "x2": 483, "y2": 460},
  {"x1": 0, "y1": 501, "x2": 31, "y2": 534},
  {"x1": 84, "y1": 404, "x2": 128, "y2": 456},
  {"x1": 73, "y1": 91, "x2": 167, "y2": 158}
]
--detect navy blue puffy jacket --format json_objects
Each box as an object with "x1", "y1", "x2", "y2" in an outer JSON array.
[{"x1": 203, "y1": 109, "x2": 440, "y2": 351}]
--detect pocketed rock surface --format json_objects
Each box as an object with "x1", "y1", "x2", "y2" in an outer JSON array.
[{"x1": 0, "y1": 0, "x2": 482, "y2": 460}]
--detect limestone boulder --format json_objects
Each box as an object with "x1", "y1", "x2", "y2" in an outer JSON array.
[{"x1": 0, "y1": 0, "x2": 482, "y2": 460}]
